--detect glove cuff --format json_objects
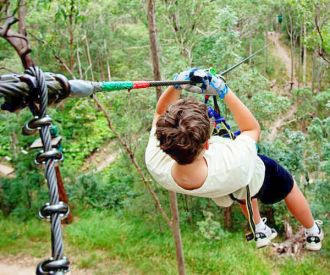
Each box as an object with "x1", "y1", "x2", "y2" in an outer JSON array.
[
  {"x1": 172, "y1": 73, "x2": 183, "y2": 90},
  {"x1": 219, "y1": 85, "x2": 229, "y2": 99}
]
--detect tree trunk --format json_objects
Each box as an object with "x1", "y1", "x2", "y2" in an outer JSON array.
[
  {"x1": 106, "y1": 61, "x2": 112, "y2": 81},
  {"x1": 317, "y1": 62, "x2": 322, "y2": 93},
  {"x1": 17, "y1": 0, "x2": 34, "y2": 68},
  {"x1": 249, "y1": 32, "x2": 253, "y2": 66},
  {"x1": 169, "y1": 192, "x2": 186, "y2": 275},
  {"x1": 99, "y1": 58, "x2": 105, "y2": 81},
  {"x1": 76, "y1": 44, "x2": 83, "y2": 79},
  {"x1": 311, "y1": 49, "x2": 316, "y2": 93},
  {"x1": 303, "y1": 19, "x2": 307, "y2": 87},
  {"x1": 299, "y1": 21, "x2": 303, "y2": 88},
  {"x1": 85, "y1": 37, "x2": 94, "y2": 81},
  {"x1": 224, "y1": 206, "x2": 232, "y2": 230},
  {"x1": 264, "y1": 28, "x2": 268, "y2": 74},
  {"x1": 289, "y1": 14, "x2": 294, "y2": 90},
  {"x1": 104, "y1": 40, "x2": 112, "y2": 81},
  {"x1": 147, "y1": 1, "x2": 186, "y2": 273},
  {"x1": 69, "y1": 0, "x2": 75, "y2": 71},
  {"x1": 147, "y1": 0, "x2": 162, "y2": 100}
]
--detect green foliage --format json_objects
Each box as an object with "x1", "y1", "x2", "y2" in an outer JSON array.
[
  {"x1": 0, "y1": 152, "x2": 47, "y2": 219},
  {"x1": 193, "y1": 6, "x2": 241, "y2": 69},
  {"x1": 315, "y1": 89, "x2": 330, "y2": 118},
  {"x1": 69, "y1": 157, "x2": 139, "y2": 209},
  {"x1": 197, "y1": 211, "x2": 227, "y2": 240},
  {"x1": 250, "y1": 91, "x2": 291, "y2": 123}
]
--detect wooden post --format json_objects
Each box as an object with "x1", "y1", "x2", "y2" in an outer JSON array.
[
  {"x1": 55, "y1": 165, "x2": 73, "y2": 224},
  {"x1": 169, "y1": 192, "x2": 186, "y2": 275},
  {"x1": 147, "y1": 0, "x2": 162, "y2": 100},
  {"x1": 147, "y1": 1, "x2": 186, "y2": 273}
]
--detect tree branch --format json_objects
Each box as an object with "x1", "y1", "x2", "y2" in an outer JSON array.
[
  {"x1": 314, "y1": 5, "x2": 330, "y2": 64},
  {"x1": 54, "y1": 55, "x2": 76, "y2": 79},
  {"x1": 92, "y1": 94, "x2": 172, "y2": 227},
  {"x1": 0, "y1": 13, "x2": 33, "y2": 69}
]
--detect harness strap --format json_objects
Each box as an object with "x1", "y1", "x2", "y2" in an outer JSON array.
[
  {"x1": 245, "y1": 186, "x2": 256, "y2": 240},
  {"x1": 229, "y1": 194, "x2": 245, "y2": 205}
]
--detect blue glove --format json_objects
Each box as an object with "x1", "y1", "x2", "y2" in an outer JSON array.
[
  {"x1": 173, "y1": 68, "x2": 210, "y2": 93},
  {"x1": 208, "y1": 74, "x2": 229, "y2": 99}
]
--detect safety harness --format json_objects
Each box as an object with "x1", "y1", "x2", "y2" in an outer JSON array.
[{"x1": 206, "y1": 95, "x2": 256, "y2": 242}]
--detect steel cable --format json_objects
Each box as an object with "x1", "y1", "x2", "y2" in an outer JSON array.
[{"x1": 23, "y1": 67, "x2": 69, "y2": 274}]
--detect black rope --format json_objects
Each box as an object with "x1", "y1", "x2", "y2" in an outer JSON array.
[{"x1": 22, "y1": 67, "x2": 69, "y2": 275}]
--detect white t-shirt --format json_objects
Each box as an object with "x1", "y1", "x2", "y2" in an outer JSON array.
[{"x1": 145, "y1": 126, "x2": 265, "y2": 207}]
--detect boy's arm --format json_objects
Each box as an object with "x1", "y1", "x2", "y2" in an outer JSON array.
[
  {"x1": 207, "y1": 74, "x2": 260, "y2": 142},
  {"x1": 152, "y1": 86, "x2": 181, "y2": 126},
  {"x1": 156, "y1": 86, "x2": 181, "y2": 115},
  {"x1": 223, "y1": 89, "x2": 260, "y2": 142}
]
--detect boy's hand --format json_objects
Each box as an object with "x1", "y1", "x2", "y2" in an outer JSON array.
[
  {"x1": 207, "y1": 74, "x2": 229, "y2": 99},
  {"x1": 173, "y1": 68, "x2": 210, "y2": 93},
  {"x1": 174, "y1": 69, "x2": 229, "y2": 98}
]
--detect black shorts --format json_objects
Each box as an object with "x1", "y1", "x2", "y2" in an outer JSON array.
[{"x1": 253, "y1": 155, "x2": 294, "y2": 204}]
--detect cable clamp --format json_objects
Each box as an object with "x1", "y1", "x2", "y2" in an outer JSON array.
[
  {"x1": 35, "y1": 148, "x2": 63, "y2": 164},
  {"x1": 36, "y1": 257, "x2": 70, "y2": 275},
  {"x1": 22, "y1": 116, "x2": 53, "y2": 135},
  {"x1": 39, "y1": 202, "x2": 70, "y2": 220}
]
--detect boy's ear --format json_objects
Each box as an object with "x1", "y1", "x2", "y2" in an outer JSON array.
[{"x1": 204, "y1": 140, "x2": 209, "y2": 150}]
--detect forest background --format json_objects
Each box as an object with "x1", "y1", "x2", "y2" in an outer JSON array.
[{"x1": 0, "y1": 0, "x2": 329, "y2": 274}]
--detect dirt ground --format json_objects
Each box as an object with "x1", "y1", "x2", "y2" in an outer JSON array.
[{"x1": 0, "y1": 254, "x2": 93, "y2": 275}]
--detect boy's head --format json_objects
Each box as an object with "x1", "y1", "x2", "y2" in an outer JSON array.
[{"x1": 156, "y1": 97, "x2": 211, "y2": 165}]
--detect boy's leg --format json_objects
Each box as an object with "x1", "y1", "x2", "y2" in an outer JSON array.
[
  {"x1": 284, "y1": 182, "x2": 324, "y2": 251},
  {"x1": 284, "y1": 182, "x2": 314, "y2": 228},
  {"x1": 257, "y1": 154, "x2": 324, "y2": 250}
]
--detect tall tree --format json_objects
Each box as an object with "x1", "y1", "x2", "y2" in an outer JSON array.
[
  {"x1": 147, "y1": 1, "x2": 186, "y2": 274},
  {"x1": 147, "y1": 0, "x2": 162, "y2": 99}
]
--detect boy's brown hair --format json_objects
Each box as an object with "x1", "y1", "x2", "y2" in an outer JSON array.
[{"x1": 156, "y1": 97, "x2": 210, "y2": 165}]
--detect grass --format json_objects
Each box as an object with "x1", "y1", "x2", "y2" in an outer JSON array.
[{"x1": 0, "y1": 209, "x2": 329, "y2": 274}]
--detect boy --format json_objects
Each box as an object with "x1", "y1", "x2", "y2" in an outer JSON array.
[{"x1": 145, "y1": 69, "x2": 323, "y2": 250}]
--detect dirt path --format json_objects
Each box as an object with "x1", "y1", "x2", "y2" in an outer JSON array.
[
  {"x1": 267, "y1": 32, "x2": 298, "y2": 141},
  {"x1": 0, "y1": 163, "x2": 15, "y2": 178},
  {"x1": 81, "y1": 140, "x2": 118, "y2": 173},
  {"x1": 0, "y1": 263, "x2": 35, "y2": 275},
  {"x1": 0, "y1": 255, "x2": 92, "y2": 275},
  {"x1": 268, "y1": 32, "x2": 298, "y2": 88}
]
